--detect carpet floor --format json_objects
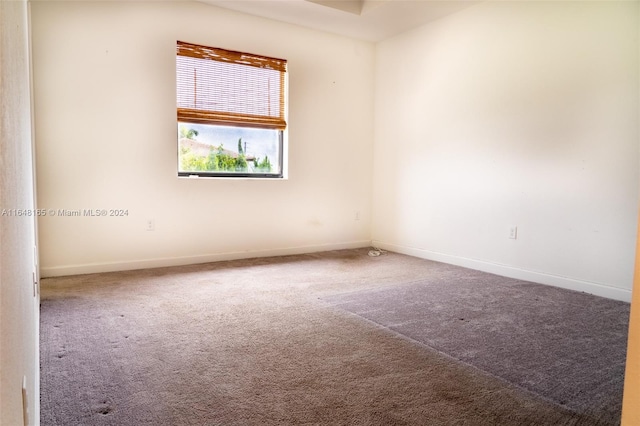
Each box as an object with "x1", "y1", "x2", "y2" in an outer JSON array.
[
  {"x1": 321, "y1": 267, "x2": 629, "y2": 424},
  {"x1": 40, "y1": 249, "x2": 629, "y2": 425}
]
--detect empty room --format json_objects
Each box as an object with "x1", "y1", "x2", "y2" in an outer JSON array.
[{"x1": 2, "y1": 0, "x2": 640, "y2": 425}]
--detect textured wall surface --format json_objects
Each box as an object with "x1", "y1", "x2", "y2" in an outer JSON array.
[
  {"x1": 32, "y1": 1, "x2": 374, "y2": 276},
  {"x1": 373, "y1": 1, "x2": 639, "y2": 300},
  {"x1": 0, "y1": 0, "x2": 40, "y2": 424}
]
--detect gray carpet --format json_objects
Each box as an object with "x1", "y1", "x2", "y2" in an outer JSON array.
[
  {"x1": 322, "y1": 269, "x2": 630, "y2": 424},
  {"x1": 40, "y1": 249, "x2": 628, "y2": 425}
]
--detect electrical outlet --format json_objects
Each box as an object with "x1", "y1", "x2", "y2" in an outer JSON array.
[
  {"x1": 146, "y1": 219, "x2": 155, "y2": 231},
  {"x1": 509, "y1": 226, "x2": 518, "y2": 239}
]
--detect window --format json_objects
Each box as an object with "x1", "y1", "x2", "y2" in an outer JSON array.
[{"x1": 176, "y1": 41, "x2": 287, "y2": 178}]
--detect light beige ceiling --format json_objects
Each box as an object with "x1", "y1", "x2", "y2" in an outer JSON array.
[{"x1": 199, "y1": 0, "x2": 478, "y2": 42}]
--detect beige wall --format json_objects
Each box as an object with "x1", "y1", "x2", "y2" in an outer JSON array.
[
  {"x1": 0, "y1": 0, "x2": 40, "y2": 424},
  {"x1": 31, "y1": 1, "x2": 374, "y2": 276},
  {"x1": 373, "y1": 1, "x2": 639, "y2": 301}
]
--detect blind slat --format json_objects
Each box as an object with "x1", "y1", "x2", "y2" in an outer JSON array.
[{"x1": 177, "y1": 108, "x2": 286, "y2": 130}]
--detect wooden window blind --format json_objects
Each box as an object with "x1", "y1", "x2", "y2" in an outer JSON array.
[{"x1": 176, "y1": 41, "x2": 287, "y2": 130}]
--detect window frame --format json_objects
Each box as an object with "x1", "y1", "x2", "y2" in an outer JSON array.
[
  {"x1": 177, "y1": 128, "x2": 284, "y2": 179},
  {"x1": 176, "y1": 41, "x2": 287, "y2": 179}
]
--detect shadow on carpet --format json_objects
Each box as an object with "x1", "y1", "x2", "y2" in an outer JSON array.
[{"x1": 322, "y1": 272, "x2": 629, "y2": 424}]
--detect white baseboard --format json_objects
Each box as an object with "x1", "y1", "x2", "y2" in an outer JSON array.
[
  {"x1": 373, "y1": 240, "x2": 632, "y2": 302},
  {"x1": 40, "y1": 240, "x2": 372, "y2": 278}
]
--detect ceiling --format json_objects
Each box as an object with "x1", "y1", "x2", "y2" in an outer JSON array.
[{"x1": 199, "y1": 0, "x2": 478, "y2": 42}]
